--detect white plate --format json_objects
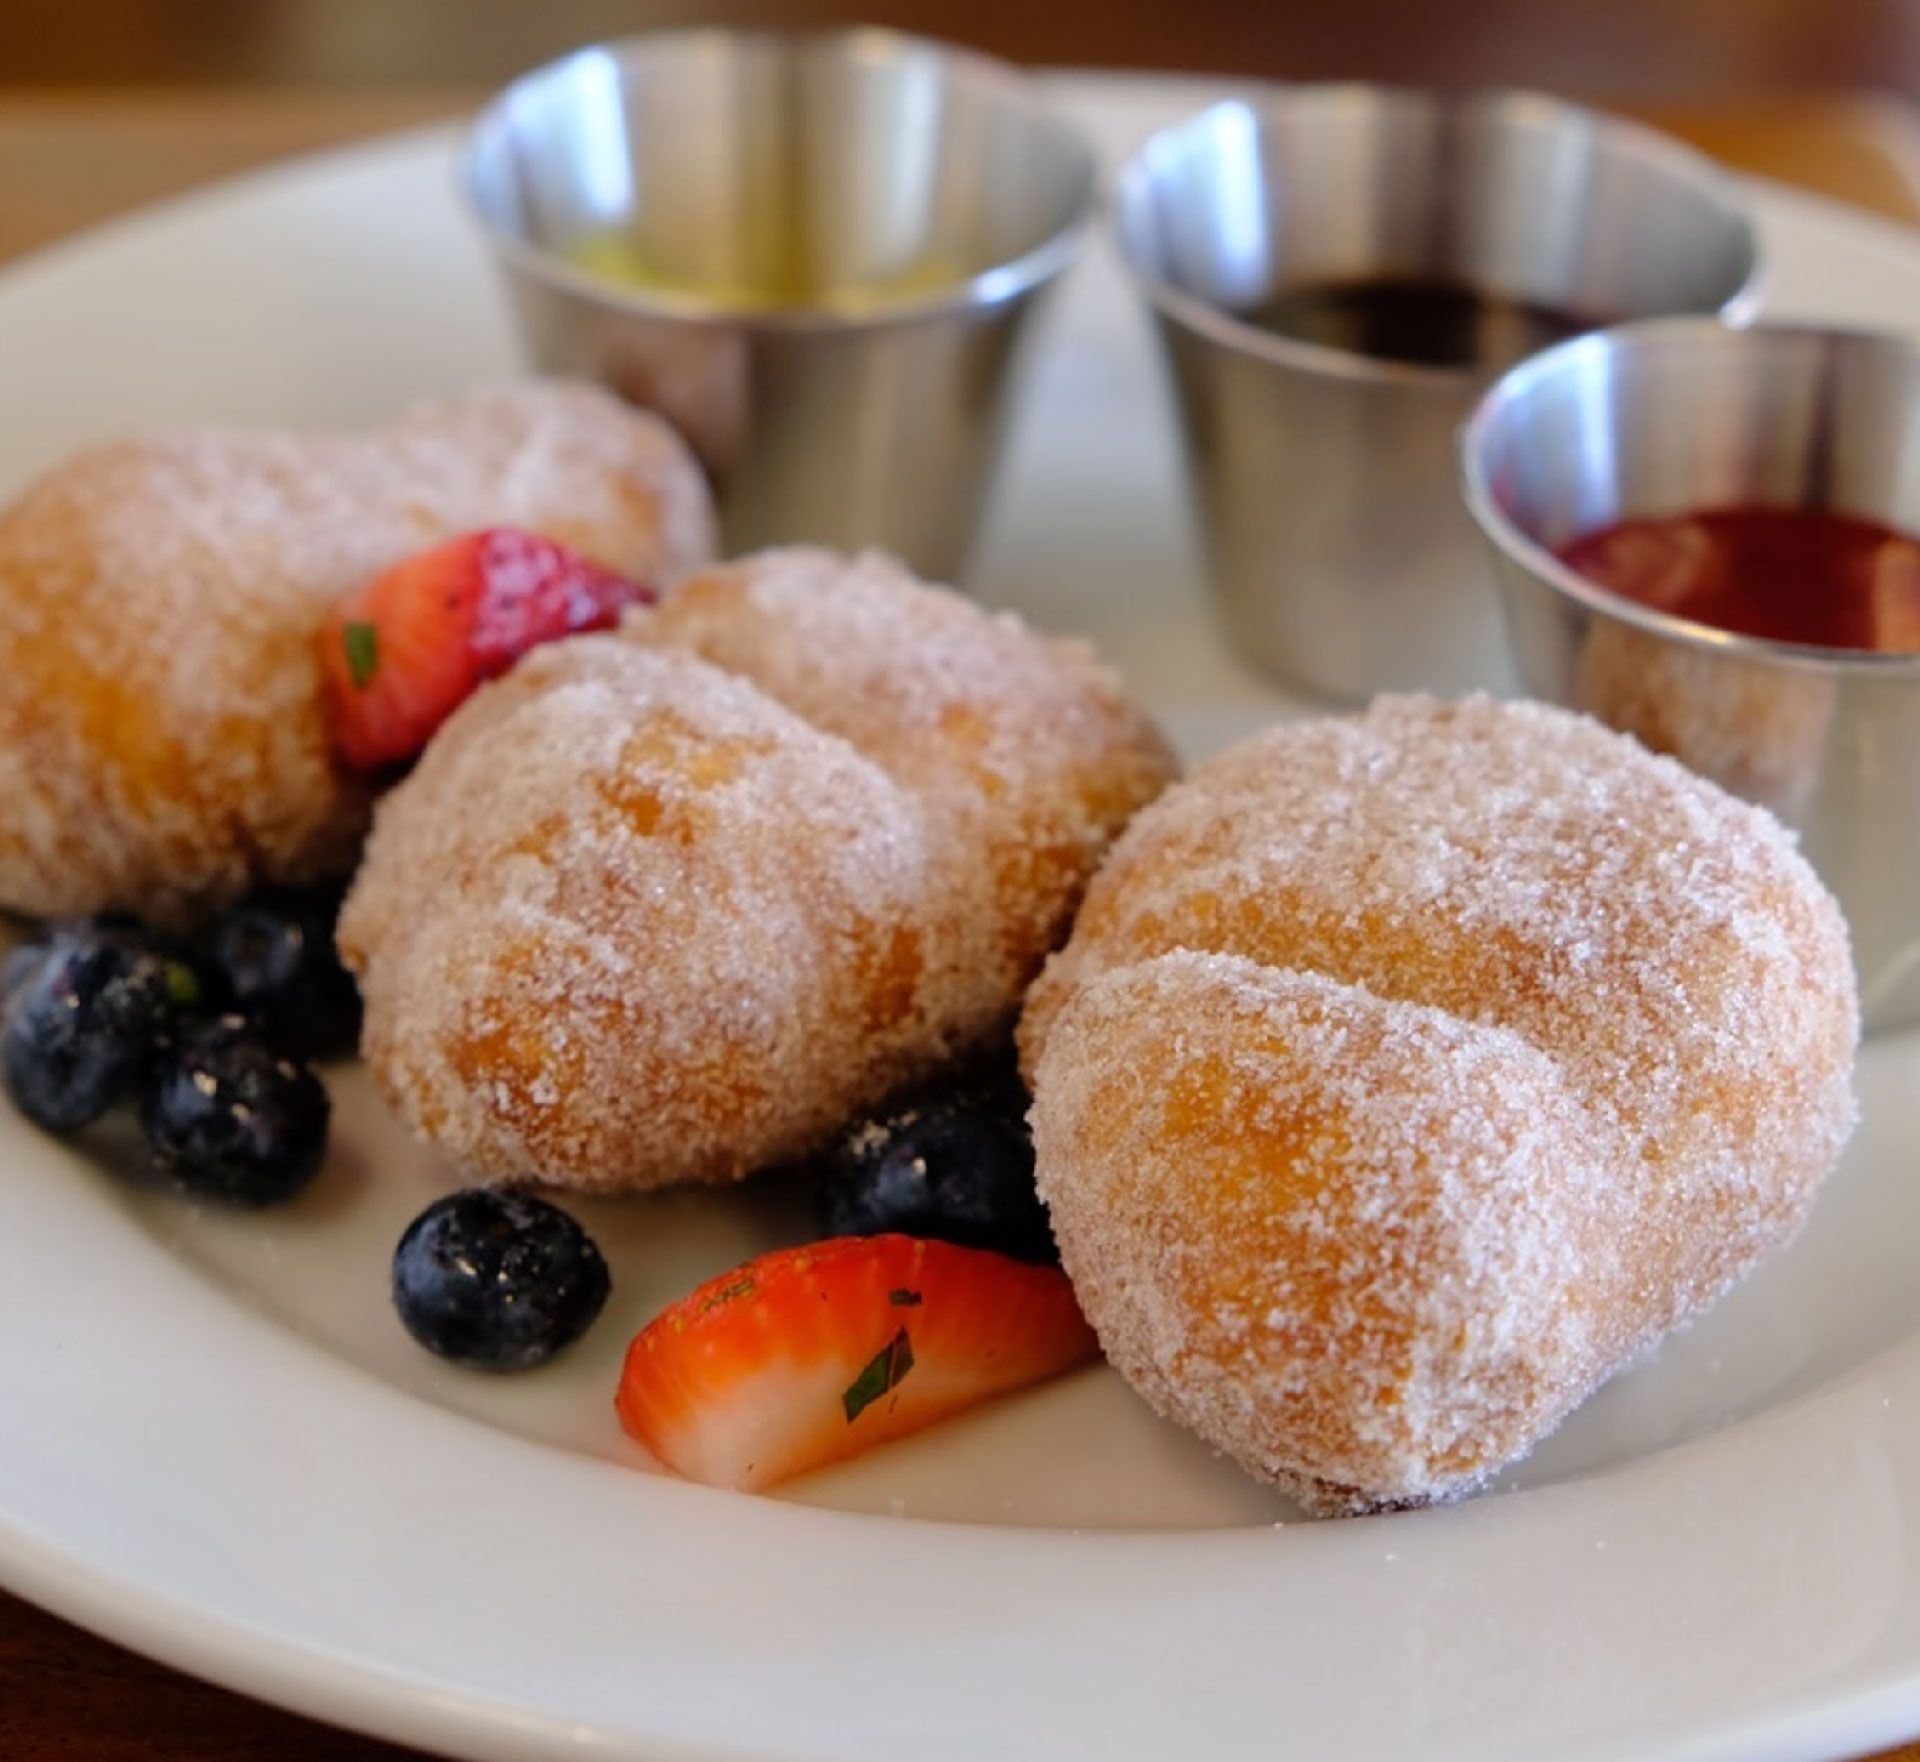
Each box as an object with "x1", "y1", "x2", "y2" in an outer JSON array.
[{"x1": 3, "y1": 73, "x2": 1920, "y2": 1762}]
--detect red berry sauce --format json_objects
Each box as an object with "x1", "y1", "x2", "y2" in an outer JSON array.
[{"x1": 1555, "y1": 505, "x2": 1920, "y2": 653}]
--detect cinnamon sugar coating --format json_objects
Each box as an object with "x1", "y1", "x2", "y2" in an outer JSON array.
[
  {"x1": 341, "y1": 550, "x2": 1175, "y2": 1192},
  {"x1": 624, "y1": 549, "x2": 1178, "y2": 1037},
  {"x1": 0, "y1": 381, "x2": 713, "y2": 923},
  {"x1": 1023, "y1": 695, "x2": 1858, "y2": 1515}
]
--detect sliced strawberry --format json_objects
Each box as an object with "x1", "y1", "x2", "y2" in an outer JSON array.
[
  {"x1": 617, "y1": 1235, "x2": 1099, "y2": 1492},
  {"x1": 320, "y1": 527, "x2": 654, "y2": 771},
  {"x1": 320, "y1": 541, "x2": 482, "y2": 771}
]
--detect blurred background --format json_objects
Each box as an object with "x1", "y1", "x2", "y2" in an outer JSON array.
[
  {"x1": 1, "y1": 0, "x2": 1916, "y2": 94},
  {"x1": 6, "y1": 0, "x2": 1920, "y2": 263}
]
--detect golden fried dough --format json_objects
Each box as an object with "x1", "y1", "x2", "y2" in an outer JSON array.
[
  {"x1": 0, "y1": 381, "x2": 712, "y2": 923},
  {"x1": 624, "y1": 548, "x2": 1178, "y2": 1035},
  {"x1": 1024, "y1": 695, "x2": 1858, "y2": 1515},
  {"x1": 342, "y1": 638, "x2": 938, "y2": 1190},
  {"x1": 342, "y1": 550, "x2": 1175, "y2": 1191}
]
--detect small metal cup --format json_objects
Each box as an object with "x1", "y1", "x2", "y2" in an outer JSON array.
[
  {"x1": 1114, "y1": 87, "x2": 1761, "y2": 700},
  {"x1": 1461, "y1": 319, "x2": 1920, "y2": 1035},
  {"x1": 463, "y1": 29, "x2": 1097, "y2": 580}
]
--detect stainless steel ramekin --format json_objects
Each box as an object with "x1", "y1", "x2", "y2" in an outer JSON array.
[
  {"x1": 1463, "y1": 318, "x2": 1920, "y2": 1035},
  {"x1": 1116, "y1": 88, "x2": 1760, "y2": 699},
  {"x1": 464, "y1": 29, "x2": 1098, "y2": 580}
]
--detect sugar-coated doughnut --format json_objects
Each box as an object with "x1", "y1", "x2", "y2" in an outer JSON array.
[
  {"x1": 0, "y1": 381, "x2": 713, "y2": 924},
  {"x1": 1023, "y1": 695, "x2": 1858, "y2": 1515},
  {"x1": 623, "y1": 548, "x2": 1178, "y2": 1036},
  {"x1": 342, "y1": 638, "x2": 936, "y2": 1190},
  {"x1": 342, "y1": 549, "x2": 1175, "y2": 1191}
]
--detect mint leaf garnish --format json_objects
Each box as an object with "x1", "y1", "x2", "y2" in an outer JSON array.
[
  {"x1": 343, "y1": 621, "x2": 379, "y2": 690},
  {"x1": 842, "y1": 1327, "x2": 914, "y2": 1423},
  {"x1": 701, "y1": 1275, "x2": 756, "y2": 1312}
]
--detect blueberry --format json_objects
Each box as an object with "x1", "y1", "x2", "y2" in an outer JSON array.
[
  {"x1": 3, "y1": 927, "x2": 201, "y2": 1132},
  {"x1": 203, "y1": 887, "x2": 361, "y2": 1059},
  {"x1": 392, "y1": 1188, "x2": 611, "y2": 1371},
  {"x1": 814, "y1": 1095, "x2": 1057, "y2": 1264},
  {"x1": 142, "y1": 1016, "x2": 330, "y2": 1206},
  {"x1": 944, "y1": 1041, "x2": 1030, "y2": 1120}
]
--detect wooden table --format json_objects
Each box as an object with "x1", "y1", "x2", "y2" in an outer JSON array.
[{"x1": 2, "y1": 86, "x2": 1919, "y2": 1762}]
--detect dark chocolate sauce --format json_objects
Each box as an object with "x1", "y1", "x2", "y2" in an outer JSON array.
[{"x1": 1244, "y1": 277, "x2": 1595, "y2": 370}]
